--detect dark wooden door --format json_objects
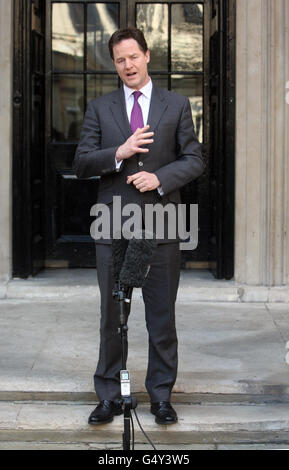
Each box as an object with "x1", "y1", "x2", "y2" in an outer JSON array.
[
  {"x1": 13, "y1": 0, "x2": 46, "y2": 277},
  {"x1": 208, "y1": 0, "x2": 235, "y2": 279}
]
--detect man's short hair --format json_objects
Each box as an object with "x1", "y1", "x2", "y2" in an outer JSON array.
[{"x1": 108, "y1": 27, "x2": 148, "y2": 59}]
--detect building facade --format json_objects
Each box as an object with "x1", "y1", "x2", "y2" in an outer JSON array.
[{"x1": 0, "y1": 0, "x2": 288, "y2": 290}]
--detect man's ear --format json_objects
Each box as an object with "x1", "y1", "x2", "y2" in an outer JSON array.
[{"x1": 145, "y1": 50, "x2": 150, "y2": 64}]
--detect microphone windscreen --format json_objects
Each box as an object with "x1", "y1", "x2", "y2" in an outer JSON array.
[
  {"x1": 111, "y1": 237, "x2": 129, "y2": 281},
  {"x1": 119, "y1": 233, "x2": 157, "y2": 288}
]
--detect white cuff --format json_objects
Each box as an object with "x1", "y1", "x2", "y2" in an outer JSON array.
[
  {"x1": 115, "y1": 158, "x2": 122, "y2": 172},
  {"x1": 157, "y1": 185, "x2": 164, "y2": 196}
]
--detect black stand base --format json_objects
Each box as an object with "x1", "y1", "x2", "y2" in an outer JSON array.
[{"x1": 122, "y1": 396, "x2": 138, "y2": 450}]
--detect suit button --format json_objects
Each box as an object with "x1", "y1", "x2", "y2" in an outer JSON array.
[{"x1": 138, "y1": 161, "x2": 143, "y2": 167}]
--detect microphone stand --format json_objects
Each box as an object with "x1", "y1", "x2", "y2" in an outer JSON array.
[{"x1": 113, "y1": 281, "x2": 137, "y2": 450}]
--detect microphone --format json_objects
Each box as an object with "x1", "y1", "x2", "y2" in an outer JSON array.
[
  {"x1": 112, "y1": 232, "x2": 157, "y2": 362},
  {"x1": 119, "y1": 232, "x2": 157, "y2": 288},
  {"x1": 111, "y1": 236, "x2": 129, "y2": 282}
]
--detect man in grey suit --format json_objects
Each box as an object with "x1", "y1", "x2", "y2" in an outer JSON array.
[{"x1": 73, "y1": 28, "x2": 204, "y2": 425}]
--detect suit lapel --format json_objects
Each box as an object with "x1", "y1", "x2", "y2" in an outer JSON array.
[
  {"x1": 147, "y1": 85, "x2": 168, "y2": 132},
  {"x1": 109, "y1": 86, "x2": 132, "y2": 140},
  {"x1": 109, "y1": 83, "x2": 168, "y2": 138}
]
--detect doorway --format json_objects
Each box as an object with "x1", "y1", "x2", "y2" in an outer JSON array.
[{"x1": 13, "y1": 0, "x2": 235, "y2": 279}]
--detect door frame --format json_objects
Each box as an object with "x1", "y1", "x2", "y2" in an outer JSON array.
[{"x1": 12, "y1": 0, "x2": 236, "y2": 279}]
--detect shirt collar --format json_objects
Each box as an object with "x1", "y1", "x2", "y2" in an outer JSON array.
[{"x1": 123, "y1": 77, "x2": 152, "y2": 101}]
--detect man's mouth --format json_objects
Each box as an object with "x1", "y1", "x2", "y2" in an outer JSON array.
[{"x1": 126, "y1": 72, "x2": 137, "y2": 77}]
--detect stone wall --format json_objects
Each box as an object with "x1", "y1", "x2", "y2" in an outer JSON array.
[
  {"x1": 235, "y1": 0, "x2": 289, "y2": 285},
  {"x1": 0, "y1": 1, "x2": 12, "y2": 281}
]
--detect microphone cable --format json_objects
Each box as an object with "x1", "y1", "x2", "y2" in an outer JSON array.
[
  {"x1": 132, "y1": 408, "x2": 157, "y2": 450},
  {"x1": 130, "y1": 413, "x2": 135, "y2": 450},
  {"x1": 125, "y1": 407, "x2": 157, "y2": 450}
]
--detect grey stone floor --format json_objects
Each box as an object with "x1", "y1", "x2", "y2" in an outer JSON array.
[
  {"x1": 0, "y1": 295, "x2": 289, "y2": 398},
  {"x1": 1, "y1": 280, "x2": 289, "y2": 450}
]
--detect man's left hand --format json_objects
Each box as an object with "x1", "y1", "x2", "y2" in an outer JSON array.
[{"x1": 127, "y1": 171, "x2": 160, "y2": 193}]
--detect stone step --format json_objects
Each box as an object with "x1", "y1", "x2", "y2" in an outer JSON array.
[
  {"x1": 2, "y1": 269, "x2": 289, "y2": 302},
  {"x1": 1, "y1": 391, "x2": 289, "y2": 405},
  {"x1": 1, "y1": 401, "x2": 289, "y2": 446},
  {"x1": 2, "y1": 441, "x2": 289, "y2": 450}
]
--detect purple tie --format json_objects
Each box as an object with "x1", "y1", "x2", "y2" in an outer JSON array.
[{"x1": 130, "y1": 91, "x2": 144, "y2": 133}]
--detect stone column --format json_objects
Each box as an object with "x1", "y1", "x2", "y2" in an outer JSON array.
[
  {"x1": 0, "y1": 1, "x2": 12, "y2": 281},
  {"x1": 235, "y1": 0, "x2": 289, "y2": 286}
]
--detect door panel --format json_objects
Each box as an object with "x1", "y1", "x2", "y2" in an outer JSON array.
[
  {"x1": 45, "y1": 1, "x2": 123, "y2": 267},
  {"x1": 134, "y1": 1, "x2": 209, "y2": 267}
]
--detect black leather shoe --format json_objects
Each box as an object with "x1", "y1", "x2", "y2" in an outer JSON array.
[
  {"x1": 150, "y1": 401, "x2": 178, "y2": 425},
  {"x1": 88, "y1": 399, "x2": 123, "y2": 425}
]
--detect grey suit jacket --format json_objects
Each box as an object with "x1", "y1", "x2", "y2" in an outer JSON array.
[{"x1": 73, "y1": 83, "x2": 204, "y2": 243}]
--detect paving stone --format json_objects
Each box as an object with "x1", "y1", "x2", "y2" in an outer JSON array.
[
  {"x1": 0, "y1": 298, "x2": 289, "y2": 398},
  {"x1": 1, "y1": 402, "x2": 289, "y2": 445}
]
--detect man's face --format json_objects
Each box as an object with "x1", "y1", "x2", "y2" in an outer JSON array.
[{"x1": 112, "y1": 38, "x2": 150, "y2": 90}]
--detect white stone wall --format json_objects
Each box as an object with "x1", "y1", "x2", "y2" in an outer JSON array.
[
  {"x1": 235, "y1": 0, "x2": 289, "y2": 286},
  {"x1": 0, "y1": 0, "x2": 12, "y2": 281}
]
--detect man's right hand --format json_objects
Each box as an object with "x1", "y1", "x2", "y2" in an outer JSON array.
[{"x1": 115, "y1": 125, "x2": 154, "y2": 162}]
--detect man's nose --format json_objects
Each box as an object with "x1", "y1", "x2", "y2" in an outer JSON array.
[{"x1": 125, "y1": 59, "x2": 133, "y2": 69}]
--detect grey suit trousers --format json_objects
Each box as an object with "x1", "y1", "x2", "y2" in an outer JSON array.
[{"x1": 94, "y1": 242, "x2": 181, "y2": 403}]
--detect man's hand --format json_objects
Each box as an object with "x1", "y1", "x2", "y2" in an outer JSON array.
[
  {"x1": 127, "y1": 171, "x2": 160, "y2": 193},
  {"x1": 116, "y1": 125, "x2": 154, "y2": 162}
]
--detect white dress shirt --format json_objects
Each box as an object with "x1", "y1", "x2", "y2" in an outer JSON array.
[
  {"x1": 123, "y1": 78, "x2": 153, "y2": 126},
  {"x1": 115, "y1": 78, "x2": 163, "y2": 195}
]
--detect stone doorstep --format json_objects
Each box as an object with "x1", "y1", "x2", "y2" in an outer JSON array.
[
  {"x1": 1, "y1": 391, "x2": 289, "y2": 405},
  {"x1": 1, "y1": 402, "x2": 289, "y2": 445},
  {"x1": 1, "y1": 281, "x2": 289, "y2": 302},
  {"x1": 2, "y1": 442, "x2": 289, "y2": 450},
  {"x1": 0, "y1": 441, "x2": 217, "y2": 450}
]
